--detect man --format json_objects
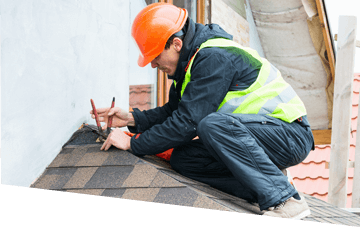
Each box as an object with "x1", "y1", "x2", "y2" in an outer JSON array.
[{"x1": 91, "y1": 3, "x2": 315, "y2": 219}]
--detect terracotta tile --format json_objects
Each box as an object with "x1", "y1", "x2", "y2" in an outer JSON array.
[
  {"x1": 63, "y1": 167, "x2": 98, "y2": 189},
  {"x1": 153, "y1": 187, "x2": 199, "y2": 206},
  {"x1": 289, "y1": 162, "x2": 329, "y2": 179},
  {"x1": 122, "y1": 188, "x2": 160, "y2": 202},
  {"x1": 84, "y1": 166, "x2": 134, "y2": 189},
  {"x1": 121, "y1": 164, "x2": 159, "y2": 187},
  {"x1": 294, "y1": 178, "x2": 329, "y2": 194},
  {"x1": 352, "y1": 105, "x2": 358, "y2": 119},
  {"x1": 129, "y1": 84, "x2": 153, "y2": 111},
  {"x1": 353, "y1": 90, "x2": 360, "y2": 104},
  {"x1": 302, "y1": 147, "x2": 331, "y2": 163}
]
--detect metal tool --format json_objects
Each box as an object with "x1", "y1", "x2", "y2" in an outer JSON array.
[
  {"x1": 106, "y1": 97, "x2": 115, "y2": 135},
  {"x1": 90, "y1": 99, "x2": 108, "y2": 140}
]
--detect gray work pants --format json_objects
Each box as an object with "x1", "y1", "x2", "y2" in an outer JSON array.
[{"x1": 170, "y1": 113, "x2": 314, "y2": 210}]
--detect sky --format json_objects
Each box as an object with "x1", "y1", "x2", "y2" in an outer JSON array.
[{"x1": 326, "y1": 0, "x2": 360, "y2": 73}]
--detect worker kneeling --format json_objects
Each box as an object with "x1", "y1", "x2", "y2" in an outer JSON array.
[{"x1": 91, "y1": 3, "x2": 315, "y2": 219}]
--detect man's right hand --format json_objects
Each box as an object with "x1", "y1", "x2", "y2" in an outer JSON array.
[{"x1": 90, "y1": 107, "x2": 135, "y2": 131}]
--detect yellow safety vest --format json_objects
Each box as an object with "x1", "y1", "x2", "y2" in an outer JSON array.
[{"x1": 175, "y1": 38, "x2": 307, "y2": 123}]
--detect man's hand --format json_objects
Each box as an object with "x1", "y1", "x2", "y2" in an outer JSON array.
[
  {"x1": 101, "y1": 128, "x2": 131, "y2": 151},
  {"x1": 90, "y1": 107, "x2": 135, "y2": 131}
]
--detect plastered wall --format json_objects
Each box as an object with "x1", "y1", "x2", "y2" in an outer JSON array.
[
  {"x1": 1, "y1": 0, "x2": 147, "y2": 187},
  {"x1": 209, "y1": 0, "x2": 265, "y2": 58},
  {"x1": 211, "y1": 0, "x2": 250, "y2": 47}
]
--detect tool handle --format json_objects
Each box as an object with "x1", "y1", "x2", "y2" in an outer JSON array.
[
  {"x1": 108, "y1": 97, "x2": 115, "y2": 128},
  {"x1": 90, "y1": 99, "x2": 101, "y2": 128}
]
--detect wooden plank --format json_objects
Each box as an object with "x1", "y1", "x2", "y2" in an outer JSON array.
[
  {"x1": 197, "y1": 0, "x2": 205, "y2": 25},
  {"x1": 312, "y1": 129, "x2": 331, "y2": 145},
  {"x1": 328, "y1": 16, "x2": 357, "y2": 208},
  {"x1": 335, "y1": 34, "x2": 360, "y2": 47},
  {"x1": 157, "y1": 69, "x2": 166, "y2": 107},
  {"x1": 315, "y1": 0, "x2": 336, "y2": 82},
  {"x1": 325, "y1": 161, "x2": 354, "y2": 169}
]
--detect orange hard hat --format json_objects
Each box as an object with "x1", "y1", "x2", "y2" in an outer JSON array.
[{"x1": 131, "y1": 3, "x2": 188, "y2": 67}]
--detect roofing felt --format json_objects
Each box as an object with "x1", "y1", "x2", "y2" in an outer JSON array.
[
  {"x1": 30, "y1": 125, "x2": 360, "y2": 226},
  {"x1": 288, "y1": 73, "x2": 360, "y2": 209}
]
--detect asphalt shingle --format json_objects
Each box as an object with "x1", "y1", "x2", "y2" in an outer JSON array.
[{"x1": 30, "y1": 126, "x2": 360, "y2": 226}]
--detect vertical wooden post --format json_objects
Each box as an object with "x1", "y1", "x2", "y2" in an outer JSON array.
[
  {"x1": 328, "y1": 16, "x2": 357, "y2": 208},
  {"x1": 197, "y1": 0, "x2": 205, "y2": 25}
]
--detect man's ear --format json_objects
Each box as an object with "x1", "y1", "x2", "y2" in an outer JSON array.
[{"x1": 173, "y1": 37, "x2": 183, "y2": 52}]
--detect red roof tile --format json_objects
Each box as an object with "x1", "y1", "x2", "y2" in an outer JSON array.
[
  {"x1": 129, "y1": 85, "x2": 153, "y2": 111},
  {"x1": 290, "y1": 73, "x2": 360, "y2": 208}
]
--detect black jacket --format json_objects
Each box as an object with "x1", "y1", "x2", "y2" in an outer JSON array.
[{"x1": 128, "y1": 19, "x2": 309, "y2": 155}]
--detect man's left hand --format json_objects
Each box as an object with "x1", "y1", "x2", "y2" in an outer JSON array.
[{"x1": 101, "y1": 128, "x2": 131, "y2": 151}]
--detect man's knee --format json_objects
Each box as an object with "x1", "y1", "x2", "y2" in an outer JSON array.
[{"x1": 197, "y1": 113, "x2": 227, "y2": 139}]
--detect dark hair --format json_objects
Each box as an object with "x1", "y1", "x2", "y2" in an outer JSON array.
[
  {"x1": 164, "y1": 33, "x2": 185, "y2": 49},
  {"x1": 164, "y1": 18, "x2": 188, "y2": 49}
]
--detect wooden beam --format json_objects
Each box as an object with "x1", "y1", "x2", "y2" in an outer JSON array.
[
  {"x1": 334, "y1": 34, "x2": 360, "y2": 48},
  {"x1": 157, "y1": 70, "x2": 167, "y2": 107},
  {"x1": 312, "y1": 129, "x2": 332, "y2": 145},
  {"x1": 325, "y1": 161, "x2": 355, "y2": 169},
  {"x1": 328, "y1": 16, "x2": 357, "y2": 208},
  {"x1": 315, "y1": 0, "x2": 336, "y2": 82},
  {"x1": 197, "y1": 0, "x2": 206, "y2": 25}
]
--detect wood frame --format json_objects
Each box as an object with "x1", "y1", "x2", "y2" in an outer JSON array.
[
  {"x1": 328, "y1": 16, "x2": 357, "y2": 208},
  {"x1": 315, "y1": 0, "x2": 336, "y2": 82},
  {"x1": 312, "y1": 129, "x2": 332, "y2": 145}
]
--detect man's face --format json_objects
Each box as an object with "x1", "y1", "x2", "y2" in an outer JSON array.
[{"x1": 150, "y1": 38, "x2": 182, "y2": 76}]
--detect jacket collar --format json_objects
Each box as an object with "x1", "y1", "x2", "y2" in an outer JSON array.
[{"x1": 168, "y1": 18, "x2": 199, "y2": 82}]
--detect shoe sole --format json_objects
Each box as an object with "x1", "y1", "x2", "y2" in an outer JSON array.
[{"x1": 291, "y1": 209, "x2": 311, "y2": 220}]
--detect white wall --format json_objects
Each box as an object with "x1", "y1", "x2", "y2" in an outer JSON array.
[{"x1": 1, "y1": 0, "x2": 138, "y2": 187}]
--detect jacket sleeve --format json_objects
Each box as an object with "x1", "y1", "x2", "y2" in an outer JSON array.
[
  {"x1": 130, "y1": 49, "x2": 236, "y2": 156},
  {"x1": 127, "y1": 83, "x2": 179, "y2": 133}
]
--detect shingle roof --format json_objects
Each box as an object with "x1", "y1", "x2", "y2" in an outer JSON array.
[
  {"x1": 30, "y1": 125, "x2": 360, "y2": 225},
  {"x1": 289, "y1": 73, "x2": 360, "y2": 209},
  {"x1": 31, "y1": 126, "x2": 262, "y2": 215}
]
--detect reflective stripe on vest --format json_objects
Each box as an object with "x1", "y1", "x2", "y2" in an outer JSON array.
[{"x1": 177, "y1": 38, "x2": 307, "y2": 123}]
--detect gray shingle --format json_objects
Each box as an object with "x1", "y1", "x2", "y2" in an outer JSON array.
[
  {"x1": 101, "y1": 189, "x2": 127, "y2": 198},
  {"x1": 31, "y1": 126, "x2": 360, "y2": 225},
  {"x1": 84, "y1": 166, "x2": 134, "y2": 189},
  {"x1": 153, "y1": 187, "x2": 199, "y2": 206}
]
